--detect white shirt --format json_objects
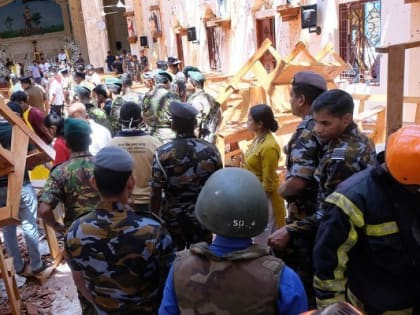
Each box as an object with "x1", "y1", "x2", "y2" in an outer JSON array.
[
  {"x1": 38, "y1": 63, "x2": 45, "y2": 74},
  {"x1": 58, "y1": 52, "x2": 67, "y2": 62},
  {"x1": 49, "y1": 79, "x2": 65, "y2": 105},
  {"x1": 88, "y1": 120, "x2": 111, "y2": 155},
  {"x1": 43, "y1": 62, "x2": 50, "y2": 72},
  {"x1": 31, "y1": 65, "x2": 41, "y2": 78},
  {"x1": 90, "y1": 72, "x2": 101, "y2": 86}
]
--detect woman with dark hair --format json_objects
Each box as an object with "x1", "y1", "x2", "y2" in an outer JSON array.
[
  {"x1": 243, "y1": 104, "x2": 286, "y2": 245},
  {"x1": 44, "y1": 112, "x2": 70, "y2": 166}
]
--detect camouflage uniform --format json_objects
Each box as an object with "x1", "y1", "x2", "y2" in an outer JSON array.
[
  {"x1": 277, "y1": 115, "x2": 322, "y2": 307},
  {"x1": 64, "y1": 201, "x2": 175, "y2": 315},
  {"x1": 85, "y1": 103, "x2": 111, "y2": 132},
  {"x1": 39, "y1": 152, "x2": 100, "y2": 228},
  {"x1": 187, "y1": 90, "x2": 221, "y2": 143},
  {"x1": 284, "y1": 115, "x2": 321, "y2": 222},
  {"x1": 151, "y1": 134, "x2": 223, "y2": 249},
  {"x1": 142, "y1": 84, "x2": 179, "y2": 143},
  {"x1": 286, "y1": 123, "x2": 376, "y2": 239},
  {"x1": 109, "y1": 92, "x2": 143, "y2": 136}
]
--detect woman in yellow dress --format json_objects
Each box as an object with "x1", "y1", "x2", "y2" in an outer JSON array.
[{"x1": 243, "y1": 104, "x2": 286, "y2": 245}]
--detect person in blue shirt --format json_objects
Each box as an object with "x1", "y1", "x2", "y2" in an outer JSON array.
[{"x1": 159, "y1": 167, "x2": 308, "y2": 315}]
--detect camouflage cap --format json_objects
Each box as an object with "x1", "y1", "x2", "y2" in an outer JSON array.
[
  {"x1": 170, "y1": 101, "x2": 198, "y2": 120},
  {"x1": 94, "y1": 146, "x2": 133, "y2": 172},
  {"x1": 292, "y1": 71, "x2": 327, "y2": 91},
  {"x1": 188, "y1": 71, "x2": 205, "y2": 82},
  {"x1": 64, "y1": 117, "x2": 91, "y2": 137}
]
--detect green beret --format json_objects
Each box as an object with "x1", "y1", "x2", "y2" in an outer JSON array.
[
  {"x1": 188, "y1": 71, "x2": 205, "y2": 82},
  {"x1": 170, "y1": 101, "x2": 198, "y2": 120},
  {"x1": 154, "y1": 69, "x2": 173, "y2": 82},
  {"x1": 105, "y1": 77, "x2": 122, "y2": 87},
  {"x1": 94, "y1": 146, "x2": 134, "y2": 172},
  {"x1": 64, "y1": 118, "x2": 91, "y2": 137}
]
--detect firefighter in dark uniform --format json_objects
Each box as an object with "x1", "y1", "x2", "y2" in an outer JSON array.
[{"x1": 314, "y1": 125, "x2": 420, "y2": 314}]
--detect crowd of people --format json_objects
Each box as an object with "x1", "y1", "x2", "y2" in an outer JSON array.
[{"x1": 0, "y1": 50, "x2": 419, "y2": 315}]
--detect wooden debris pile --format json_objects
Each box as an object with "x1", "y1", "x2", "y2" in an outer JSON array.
[{"x1": 207, "y1": 39, "x2": 347, "y2": 165}]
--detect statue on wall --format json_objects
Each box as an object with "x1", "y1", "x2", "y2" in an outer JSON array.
[
  {"x1": 127, "y1": 16, "x2": 135, "y2": 37},
  {"x1": 23, "y1": 5, "x2": 32, "y2": 29},
  {"x1": 0, "y1": 0, "x2": 64, "y2": 38}
]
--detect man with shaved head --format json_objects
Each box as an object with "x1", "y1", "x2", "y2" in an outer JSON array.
[{"x1": 68, "y1": 102, "x2": 111, "y2": 156}]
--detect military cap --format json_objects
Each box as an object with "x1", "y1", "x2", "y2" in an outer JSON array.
[
  {"x1": 64, "y1": 118, "x2": 91, "y2": 137},
  {"x1": 142, "y1": 71, "x2": 154, "y2": 80},
  {"x1": 94, "y1": 146, "x2": 133, "y2": 172},
  {"x1": 292, "y1": 71, "x2": 327, "y2": 91},
  {"x1": 19, "y1": 76, "x2": 32, "y2": 84},
  {"x1": 156, "y1": 60, "x2": 168, "y2": 70},
  {"x1": 105, "y1": 77, "x2": 122, "y2": 88},
  {"x1": 188, "y1": 71, "x2": 205, "y2": 82},
  {"x1": 74, "y1": 85, "x2": 91, "y2": 98},
  {"x1": 155, "y1": 69, "x2": 173, "y2": 82},
  {"x1": 170, "y1": 101, "x2": 198, "y2": 120},
  {"x1": 167, "y1": 56, "x2": 181, "y2": 65}
]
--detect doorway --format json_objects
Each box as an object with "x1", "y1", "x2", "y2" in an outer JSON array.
[{"x1": 103, "y1": 0, "x2": 129, "y2": 55}]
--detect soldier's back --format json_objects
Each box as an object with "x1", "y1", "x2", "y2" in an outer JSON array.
[
  {"x1": 40, "y1": 154, "x2": 100, "y2": 226},
  {"x1": 65, "y1": 204, "x2": 174, "y2": 314}
]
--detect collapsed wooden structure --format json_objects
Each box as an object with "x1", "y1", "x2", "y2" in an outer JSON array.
[
  {"x1": 210, "y1": 39, "x2": 349, "y2": 165},
  {"x1": 0, "y1": 96, "x2": 60, "y2": 314}
]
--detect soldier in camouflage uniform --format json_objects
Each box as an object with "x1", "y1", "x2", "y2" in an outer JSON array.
[
  {"x1": 107, "y1": 75, "x2": 143, "y2": 136},
  {"x1": 268, "y1": 71, "x2": 327, "y2": 305},
  {"x1": 269, "y1": 89, "x2": 376, "y2": 305},
  {"x1": 150, "y1": 102, "x2": 223, "y2": 250},
  {"x1": 141, "y1": 70, "x2": 179, "y2": 143},
  {"x1": 38, "y1": 118, "x2": 100, "y2": 230},
  {"x1": 65, "y1": 146, "x2": 174, "y2": 315},
  {"x1": 159, "y1": 168, "x2": 308, "y2": 315},
  {"x1": 187, "y1": 71, "x2": 221, "y2": 143},
  {"x1": 38, "y1": 118, "x2": 100, "y2": 315},
  {"x1": 74, "y1": 85, "x2": 111, "y2": 132}
]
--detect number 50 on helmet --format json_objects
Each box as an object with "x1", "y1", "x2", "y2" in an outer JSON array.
[{"x1": 195, "y1": 168, "x2": 268, "y2": 238}]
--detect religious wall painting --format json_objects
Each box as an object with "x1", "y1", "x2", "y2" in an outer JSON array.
[
  {"x1": 149, "y1": 5, "x2": 162, "y2": 42},
  {"x1": 0, "y1": 0, "x2": 64, "y2": 38}
]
